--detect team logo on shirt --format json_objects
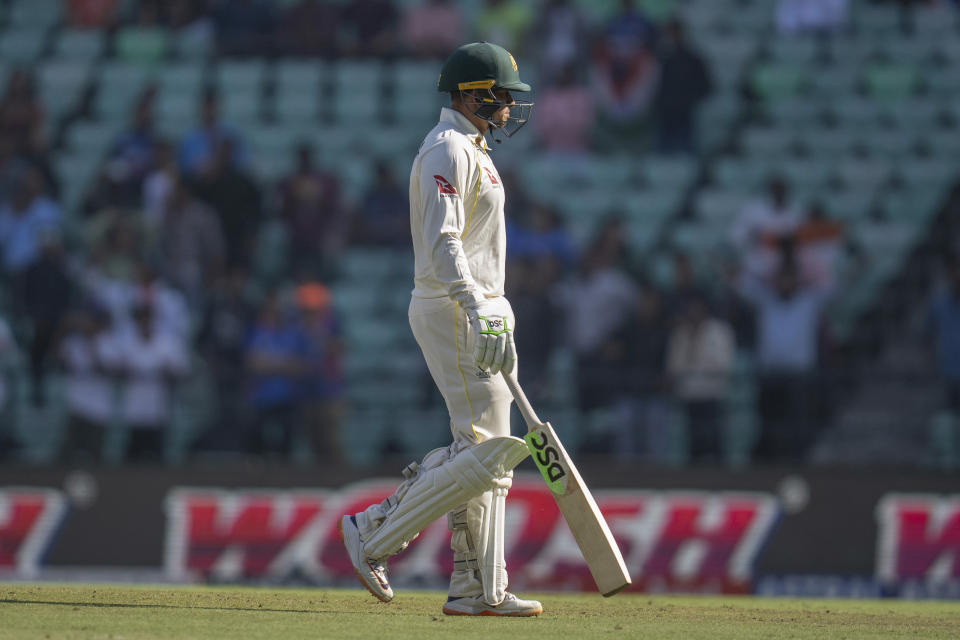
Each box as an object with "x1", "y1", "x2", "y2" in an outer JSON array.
[
  {"x1": 433, "y1": 175, "x2": 458, "y2": 196},
  {"x1": 483, "y1": 167, "x2": 499, "y2": 186}
]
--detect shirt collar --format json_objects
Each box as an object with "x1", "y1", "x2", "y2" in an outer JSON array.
[{"x1": 439, "y1": 107, "x2": 488, "y2": 151}]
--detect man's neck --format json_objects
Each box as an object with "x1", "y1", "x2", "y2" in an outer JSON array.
[{"x1": 453, "y1": 103, "x2": 488, "y2": 134}]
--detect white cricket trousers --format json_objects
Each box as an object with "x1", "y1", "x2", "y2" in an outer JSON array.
[{"x1": 408, "y1": 295, "x2": 515, "y2": 446}]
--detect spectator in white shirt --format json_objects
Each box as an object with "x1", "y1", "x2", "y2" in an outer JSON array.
[
  {"x1": 666, "y1": 295, "x2": 736, "y2": 462},
  {"x1": 58, "y1": 305, "x2": 118, "y2": 463},
  {"x1": 113, "y1": 302, "x2": 189, "y2": 461},
  {"x1": 566, "y1": 218, "x2": 639, "y2": 414},
  {"x1": 737, "y1": 260, "x2": 832, "y2": 461},
  {"x1": 731, "y1": 177, "x2": 803, "y2": 280},
  {"x1": 82, "y1": 259, "x2": 191, "y2": 342}
]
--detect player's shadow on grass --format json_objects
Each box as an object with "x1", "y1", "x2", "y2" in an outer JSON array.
[{"x1": 0, "y1": 599, "x2": 331, "y2": 615}]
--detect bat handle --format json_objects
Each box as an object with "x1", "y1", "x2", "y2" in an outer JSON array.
[{"x1": 503, "y1": 370, "x2": 542, "y2": 428}]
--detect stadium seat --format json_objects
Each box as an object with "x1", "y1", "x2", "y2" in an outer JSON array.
[
  {"x1": 55, "y1": 153, "x2": 100, "y2": 213},
  {"x1": 856, "y1": 5, "x2": 903, "y2": 38},
  {"x1": 827, "y1": 98, "x2": 883, "y2": 130},
  {"x1": 884, "y1": 37, "x2": 936, "y2": 66},
  {"x1": 822, "y1": 33, "x2": 876, "y2": 61},
  {"x1": 312, "y1": 127, "x2": 361, "y2": 162},
  {"x1": 925, "y1": 67, "x2": 960, "y2": 98},
  {"x1": 766, "y1": 36, "x2": 821, "y2": 64},
  {"x1": 712, "y1": 157, "x2": 768, "y2": 191},
  {"x1": 65, "y1": 120, "x2": 123, "y2": 159},
  {"x1": 750, "y1": 63, "x2": 806, "y2": 100},
  {"x1": 880, "y1": 99, "x2": 945, "y2": 132},
  {"x1": 249, "y1": 150, "x2": 292, "y2": 185},
  {"x1": 392, "y1": 90, "x2": 443, "y2": 129},
  {"x1": 357, "y1": 126, "x2": 421, "y2": 162},
  {"x1": 154, "y1": 63, "x2": 206, "y2": 94},
  {"x1": 858, "y1": 130, "x2": 918, "y2": 157},
  {"x1": 912, "y1": 6, "x2": 959, "y2": 38},
  {"x1": 93, "y1": 63, "x2": 151, "y2": 120},
  {"x1": 638, "y1": 0, "x2": 677, "y2": 24},
  {"x1": 834, "y1": 159, "x2": 893, "y2": 194},
  {"x1": 115, "y1": 26, "x2": 169, "y2": 65},
  {"x1": 763, "y1": 97, "x2": 824, "y2": 129},
  {"x1": 879, "y1": 186, "x2": 948, "y2": 224},
  {"x1": 671, "y1": 222, "x2": 723, "y2": 255},
  {"x1": 248, "y1": 124, "x2": 304, "y2": 162},
  {"x1": 699, "y1": 36, "x2": 756, "y2": 89},
  {"x1": 937, "y1": 36, "x2": 960, "y2": 66},
  {"x1": 644, "y1": 157, "x2": 697, "y2": 190},
  {"x1": 333, "y1": 60, "x2": 383, "y2": 92},
  {"x1": 551, "y1": 187, "x2": 621, "y2": 225},
  {"x1": 52, "y1": 29, "x2": 105, "y2": 61},
  {"x1": 625, "y1": 217, "x2": 665, "y2": 254},
  {"x1": 216, "y1": 60, "x2": 267, "y2": 93},
  {"x1": 340, "y1": 248, "x2": 407, "y2": 283},
  {"x1": 621, "y1": 188, "x2": 682, "y2": 225},
  {"x1": 820, "y1": 189, "x2": 873, "y2": 223},
  {"x1": 806, "y1": 65, "x2": 859, "y2": 97},
  {"x1": 865, "y1": 63, "x2": 919, "y2": 101},
  {"x1": 332, "y1": 88, "x2": 379, "y2": 124},
  {"x1": 559, "y1": 155, "x2": 637, "y2": 189},
  {"x1": 172, "y1": 28, "x2": 213, "y2": 60},
  {"x1": 38, "y1": 60, "x2": 91, "y2": 121},
  {"x1": 391, "y1": 60, "x2": 438, "y2": 94},
  {"x1": 156, "y1": 90, "x2": 198, "y2": 126},
  {"x1": 693, "y1": 187, "x2": 753, "y2": 227},
  {"x1": 220, "y1": 90, "x2": 262, "y2": 126},
  {"x1": 8, "y1": 0, "x2": 61, "y2": 29},
  {"x1": 274, "y1": 89, "x2": 321, "y2": 124},
  {"x1": 797, "y1": 128, "x2": 857, "y2": 157},
  {"x1": 741, "y1": 126, "x2": 795, "y2": 158},
  {"x1": 780, "y1": 158, "x2": 833, "y2": 193},
  {"x1": 922, "y1": 128, "x2": 960, "y2": 159},
  {"x1": 276, "y1": 60, "x2": 324, "y2": 90},
  {"x1": 897, "y1": 160, "x2": 957, "y2": 193},
  {"x1": 0, "y1": 29, "x2": 48, "y2": 62}
]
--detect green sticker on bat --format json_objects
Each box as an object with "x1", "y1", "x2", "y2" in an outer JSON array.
[{"x1": 524, "y1": 429, "x2": 567, "y2": 494}]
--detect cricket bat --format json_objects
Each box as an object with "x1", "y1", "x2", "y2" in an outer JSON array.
[{"x1": 504, "y1": 370, "x2": 632, "y2": 597}]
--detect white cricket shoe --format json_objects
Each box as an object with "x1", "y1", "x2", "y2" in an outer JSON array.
[
  {"x1": 442, "y1": 592, "x2": 543, "y2": 617},
  {"x1": 338, "y1": 515, "x2": 393, "y2": 602}
]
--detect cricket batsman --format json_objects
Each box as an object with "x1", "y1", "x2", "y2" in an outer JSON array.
[{"x1": 338, "y1": 42, "x2": 541, "y2": 616}]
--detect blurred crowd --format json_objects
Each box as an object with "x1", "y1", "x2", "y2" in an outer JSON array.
[
  {"x1": 505, "y1": 173, "x2": 849, "y2": 464},
  {"x1": 0, "y1": 0, "x2": 958, "y2": 467}
]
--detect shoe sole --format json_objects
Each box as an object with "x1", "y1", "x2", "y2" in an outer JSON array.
[
  {"x1": 337, "y1": 516, "x2": 392, "y2": 603},
  {"x1": 442, "y1": 606, "x2": 542, "y2": 617}
]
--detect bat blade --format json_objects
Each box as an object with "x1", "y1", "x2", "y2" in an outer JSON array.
[{"x1": 525, "y1": 418, "x2": 632, "y2": 596}]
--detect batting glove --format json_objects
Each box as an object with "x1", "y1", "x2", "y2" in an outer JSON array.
[{"x1": 467, "y1": 308, "x2": 516, "y2": 376}]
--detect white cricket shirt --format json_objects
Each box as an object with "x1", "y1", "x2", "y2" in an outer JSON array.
[{"x1": 409, "y1": 107, "x2": 506, "y2": 311}]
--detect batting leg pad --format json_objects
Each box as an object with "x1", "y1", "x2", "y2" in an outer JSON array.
[
  {"x1": 359, "y1": 436, "x2": 528, "y2": 560},
  {"x1": 448, "y1": 473, "x2": 512, "y2": 606}
]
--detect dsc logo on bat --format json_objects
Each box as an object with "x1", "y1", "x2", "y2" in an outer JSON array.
[{"x1": 524, "y1": 427, "x2": 567, "y2": 494}]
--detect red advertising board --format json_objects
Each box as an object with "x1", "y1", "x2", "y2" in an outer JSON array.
[
  {"x1": 164, "y1": 475, "x2": 780, "y2": 594},
  {"x1": 0, "y1": 488, "x2": 68, "y2": 576},
  {"x1": 877, "y1": 493, "x2": 960, "y2": 584}
]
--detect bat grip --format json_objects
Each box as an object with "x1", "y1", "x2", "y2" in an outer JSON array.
[{"x1": 503, "y1": 370, "x2": 542, "y2": 428}]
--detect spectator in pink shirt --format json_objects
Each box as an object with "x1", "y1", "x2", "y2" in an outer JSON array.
[
  {"x1": 402, "y1": 0, "x2": 465, "y2": 58},
  {"x1": 534, "y1": 63, "x2": 595, "y2": 154}
]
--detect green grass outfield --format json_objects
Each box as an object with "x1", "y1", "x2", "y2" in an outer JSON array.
[{"x1": 1, "y1": 584, "x2": 958, "y2": 640}]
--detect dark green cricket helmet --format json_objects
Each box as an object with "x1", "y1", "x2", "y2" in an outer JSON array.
[{"x1": 437, "y1": 41, "x2": 532, "y2": 93}]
